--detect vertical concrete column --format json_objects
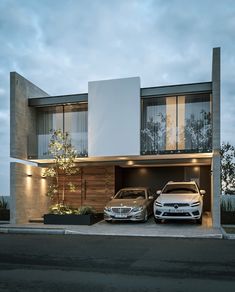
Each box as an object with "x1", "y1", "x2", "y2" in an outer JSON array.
[
  {"x1": 211, "y1": 47, "x2": 221, "y2": 227},
  {"x1": 10, "y1": 72, "x2": 49, "y2": 160}
]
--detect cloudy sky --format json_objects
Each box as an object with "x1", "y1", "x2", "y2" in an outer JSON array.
[{"x1": 0, "y1": 0, "x2": 235, "y2": 196}]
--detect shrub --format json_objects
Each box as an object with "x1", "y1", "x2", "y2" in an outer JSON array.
[
  {"x1": 221, "y1": 195, "x2": 235, "y2": 212},
  {"x1": 0, "y1": 197, "x2": 8, "y2": 209},
  {"x1": 49, "y1": 203, "x2": 96, "y2": 215},
  {"x1": 76, "y1": 206, "x2": 96, "y2": 215},
  {"x1": 49, "y1": 203, "x2": 73, "y2": 215}
]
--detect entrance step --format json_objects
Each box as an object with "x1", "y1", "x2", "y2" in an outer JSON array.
[{"x1": 29, "y1": 217, "x2": 44, "y2": 223}]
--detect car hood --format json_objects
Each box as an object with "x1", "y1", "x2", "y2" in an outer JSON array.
[
  {"x1": 106, "y1": 199, "x2": 146, "y2": 208},
  {"x1": 158, "y1": 194, "x2": 200, "y2": 204}
]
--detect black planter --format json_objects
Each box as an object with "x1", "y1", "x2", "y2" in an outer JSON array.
[
  {"x1": 0, "y1": 209, "x2": 10, "y2": 221},
  {"x1": 221, "y1": 210, "x2": 235, "y2": 225},
  {"x1": 44, "y1": 213, "x2": 104, "y2": 225}
]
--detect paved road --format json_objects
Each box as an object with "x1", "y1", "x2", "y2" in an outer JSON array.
[{"x1": 0, "y1": 234, "x2": 234, "y2": 291}]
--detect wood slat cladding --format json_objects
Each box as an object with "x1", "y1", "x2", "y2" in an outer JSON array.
[{"x1": 59, "y1": 166, "x2": 115, "y2": 212}]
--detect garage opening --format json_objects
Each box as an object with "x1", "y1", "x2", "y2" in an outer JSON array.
[{"x1": 115, "y1": 166, "x2": 211, "y2": 211}]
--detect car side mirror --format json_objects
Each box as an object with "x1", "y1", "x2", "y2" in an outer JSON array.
[
  {"x1": 148, "y1": 196, "x2": 153, "y2": 200},
  {"x1": 156, "y1": 190, "x2": 161, "y2": 195},
  {"x1": 200, "y1": 190, "x2": 206, "y2": 195}
]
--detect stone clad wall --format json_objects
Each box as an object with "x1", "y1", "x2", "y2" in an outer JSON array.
[
  {"x1": 10, "y1": 163, "x2": 115, "y2": 223},
  {"x1": 10, "y1": 162, "x2": 50, "y2": 224},
  {"x1": 10, "y1": 72, "x2": 49, "y2": 160}
]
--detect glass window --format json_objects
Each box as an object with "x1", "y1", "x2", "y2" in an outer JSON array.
[
  {"x1": 36, "y1": 103, "x2": 88, "y2": 159},
  {"x1": 162, "y1": 183, "x2": 198, "y2": 194},
  {"x1": 184, "y1": 94, "x2": 212, "y2": 151},
  {"x1": 37, "y1": 106, "x2": 63, "y2": 158},
  {"x1": 141, "y1": 97, "x2": 167, "y2": 154},
  {"x1": 64, "y1": 104, "x2": 88, "y2": 157},
  {"x1": 141, "y1": 93, "x2": 212, "y2": 154}
]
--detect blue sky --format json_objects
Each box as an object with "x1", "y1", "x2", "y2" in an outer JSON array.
[{"x1": 0, "y1": 0, "x2": 235, "y2": 196}]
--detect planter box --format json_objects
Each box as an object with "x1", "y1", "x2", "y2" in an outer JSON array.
[
  {"x1": 0, "y1": 209, "x2": 10, "y2": 221},
  {"x1": 221, "y1": 210, "x2": 235, "y2": 225},
  {"x1": 44, "y1": 213, "x2": 104, "y2": 225}
]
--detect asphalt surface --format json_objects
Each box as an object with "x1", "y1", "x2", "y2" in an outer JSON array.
[{"x1": 0, "y1": 234, "x2": 234, "y2": 291}]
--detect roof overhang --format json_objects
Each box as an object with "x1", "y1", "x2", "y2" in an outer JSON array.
[
  {"x1": 34, "y1": 153, "x2": 213, "y2": 167},
  {"x1": 28, "y1": 82, "x2": 212, "y2": 107}
]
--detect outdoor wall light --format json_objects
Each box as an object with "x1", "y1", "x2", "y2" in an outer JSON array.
[
  {"x1": 127, "y1": 161, "x2": 134, "y2": 166},
  {"x1": 193, "y1": 166, "x2": 200, "y2": 172}
]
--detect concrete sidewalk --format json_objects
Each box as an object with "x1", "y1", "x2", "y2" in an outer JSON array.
[{"x1": 0, "y1": 216, "x2": 224, "y2": 239}]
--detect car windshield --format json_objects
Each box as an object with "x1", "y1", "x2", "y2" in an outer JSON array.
[
  {"x1": 115, "y1": 190, "x2": 146, "y2": 199},
  {"x1": 162, "y1": 184, "x2": 198, "y2": 194}
]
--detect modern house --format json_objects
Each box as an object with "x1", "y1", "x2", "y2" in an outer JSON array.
[{"x1": 10, "y1": 48, "x2": 221, "y2": 227}]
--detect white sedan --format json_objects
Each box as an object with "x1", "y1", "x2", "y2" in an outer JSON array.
[{"x1": 154, "y1": 181, "x2": 205, "y2": 224}]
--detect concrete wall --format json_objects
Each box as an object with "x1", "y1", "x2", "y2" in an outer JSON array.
[
  {"x1": 211, "y1": 47, "x2": 221, "y2": 227},
  {"x1": 88, "y1": 77, "x2": 141, "y2": 157},
  {"x1": 10, "y1": 162, "x2": 50, "y2": 224},
  {"x1": 10, "y1": 72, "x2": 49, "y2": 160}
]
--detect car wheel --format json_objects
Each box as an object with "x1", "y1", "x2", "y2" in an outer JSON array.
[
  {"x1": 142, "y1": 211, "x2": 148, "y2": 223},
  {"x1": 154, "y1": 217, "x2": 161, "y2": 224},
  {"x1": 196, "y1": 217, "x2": 202, "y2": 225}
]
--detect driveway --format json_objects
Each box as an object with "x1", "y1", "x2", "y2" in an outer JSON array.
[{"x1": 0, "y1": 212, "x2": 223, "y2": 238}]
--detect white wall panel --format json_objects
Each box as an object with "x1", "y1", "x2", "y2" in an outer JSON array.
[{"x1": 88, "y1": 77, "x2": 140, "y2": 157}]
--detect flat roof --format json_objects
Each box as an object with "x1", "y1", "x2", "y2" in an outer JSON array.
[{"x1": 28, "y1": 81, "x2": 212, "y2": 107}]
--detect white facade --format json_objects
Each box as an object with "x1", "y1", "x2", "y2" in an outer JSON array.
[{"x1": 88, "y1": 77, "x2": 141, "y2": 157}]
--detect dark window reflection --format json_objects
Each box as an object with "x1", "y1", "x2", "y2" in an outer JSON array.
[
  {"x1": 141, "y1": 94, "x2": 212, "y2": 155},
  {"x1": 35, "y1": 103, "x2": 88, "y2": 158}
]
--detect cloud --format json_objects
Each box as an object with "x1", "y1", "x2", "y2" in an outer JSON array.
[{"x1": 0, "y1": 0, "x2": 235, "y2": 195}]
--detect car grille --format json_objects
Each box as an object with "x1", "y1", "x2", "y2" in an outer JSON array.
[
  {"x1": 163, "y1": 203, "x2": 189, "y2": 207},
  {"x1": 111, "y1": 207, "x2": 132, "y2": 214},
  {"x1": 163, "y1": 212, "x2": 191, "y2": 217}
]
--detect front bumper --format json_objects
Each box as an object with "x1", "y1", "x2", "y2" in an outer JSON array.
[
  {"x1": 104, "y1": 210, "x2": 145, "y2": 221},
  {"x1": 154, "y1": 206, "x2": 202, "y2": 220}
]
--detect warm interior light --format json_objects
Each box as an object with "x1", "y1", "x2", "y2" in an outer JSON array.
[
  {"x1": 118, "y1": 157, "x2": 127, "y2": 160},
  {"x1": 192, "y1": 159, "x2": 197, "y2": 163},
  {"x1": 127, "y1": 161, "x2": 134, "y2": 166},
  {"x1": 139, "y1": 168, "x2": 147, "y2": 174}
]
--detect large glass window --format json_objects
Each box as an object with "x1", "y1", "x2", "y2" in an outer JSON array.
[
  {"x1": 36, "y1": 103, "x2": 88, "y2": 159},
  {"x1": 64, "y1": 104, "x2": 88, "y2": 156},
  {"x1": 141, "y1": 93, "x2": 212, "y2": 154},
  {"x1": 184, "y1": 94, "x2": 211, "y2": 151}
]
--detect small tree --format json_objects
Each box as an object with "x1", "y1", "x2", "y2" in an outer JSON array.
[
  {"x1": 221, "y1": 142, "x2": 235, "y2": 194},
  {"x1": 42, "y1": 129, "x2": 79, "y2": 204}
]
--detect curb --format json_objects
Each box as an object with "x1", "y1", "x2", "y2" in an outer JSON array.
[
  {"x1": 0, "y1": 226, "x2": 223, "y2": 239},
  {"x1": 0, "y1": 227, "x2": 65, "y2": 235},
  {"x1": 221, "y1": 227, "x2": 235, "y2": 240},
  {"x1": 65, "y1": 230, "x2": 223, "y2": 239}
]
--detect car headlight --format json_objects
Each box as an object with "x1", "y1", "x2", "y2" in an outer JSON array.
[
  {"x1": 191, "y1": 201, "x2": 200, "y2": 207},
  {"x1": 104, "y1": 207, "x2": 111, "y2": 212},
  {"x1": 132, "y1": 206, "x2": 144, "y2": 212},
  {"x1": 155, "y1": 201, "x2": 163, "y2": 207}
]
